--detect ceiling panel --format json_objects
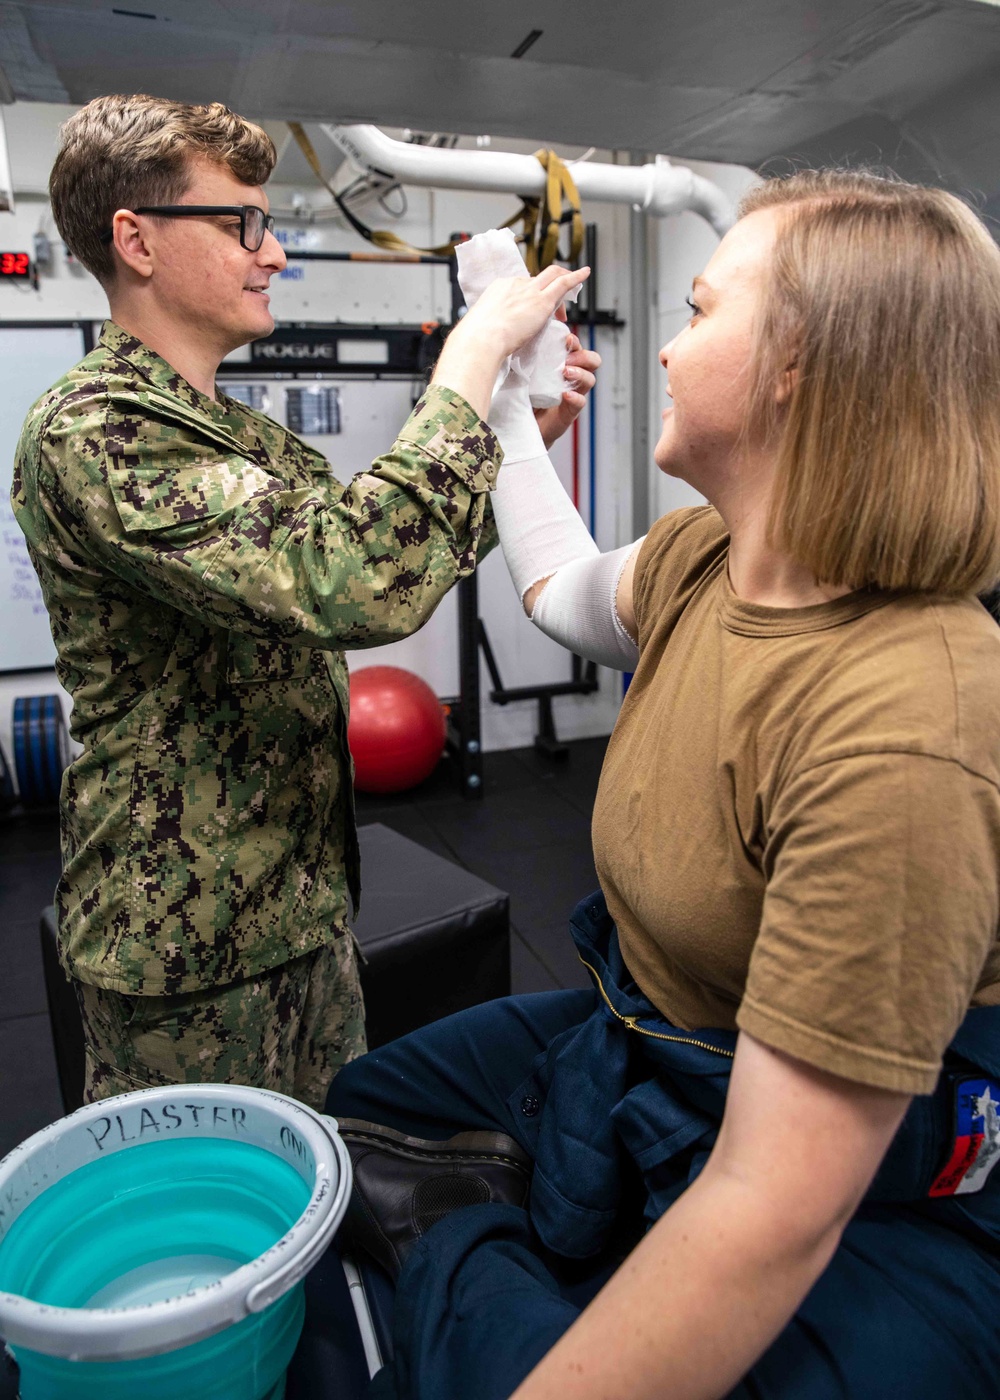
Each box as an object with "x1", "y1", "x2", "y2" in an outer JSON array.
[
  {"x1": 1, "y1": 0, "x2": 999, "y2": 195},
  {"x1": 260, "y1": 0, "x2": 887, "y2": 86}
]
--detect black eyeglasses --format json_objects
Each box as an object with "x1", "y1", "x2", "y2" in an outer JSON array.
[{"x1": 99, "y1": 205, "x2": 276, "y2": 251}]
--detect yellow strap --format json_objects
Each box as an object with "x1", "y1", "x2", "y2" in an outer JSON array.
[{"x1": 521, "y1": 149, "x2": 584, "y2": 273}]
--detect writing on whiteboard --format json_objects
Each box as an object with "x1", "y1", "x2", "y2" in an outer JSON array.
[
  {"x1": 1, "y1": 501, "x2": 45, "y2": 616},
  {"x1": 0, "y1": 325, "x2": 86, "y2": 670}
]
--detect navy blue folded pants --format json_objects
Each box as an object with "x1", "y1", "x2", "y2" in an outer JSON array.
[{"x1": 327, "y1": 894, "x2": 1000, "y2": 1400}]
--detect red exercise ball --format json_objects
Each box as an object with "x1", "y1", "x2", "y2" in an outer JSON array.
[{"x1": 348, "y1": 665, "x2": 447, "y2": 794}]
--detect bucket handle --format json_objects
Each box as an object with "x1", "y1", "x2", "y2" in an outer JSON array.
[{"x1": 245, "y1": 1128, "x2": 352, "y2": 1314}]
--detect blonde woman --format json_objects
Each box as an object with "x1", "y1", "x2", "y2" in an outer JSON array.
[{"x1": 330, "y1": 172, "x2": 1000, "y2": 1400}]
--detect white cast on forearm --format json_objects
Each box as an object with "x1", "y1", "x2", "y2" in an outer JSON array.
[
  {"x1": 489, "y1": 440, "x2": 600, "y2": 599},
  {"x1": 457, "y1": 228, "x2": 641, "y2": 669}
]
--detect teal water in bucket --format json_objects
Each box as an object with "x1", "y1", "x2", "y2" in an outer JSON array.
[
  {"x1": 0, "y1": 1139, "x2": 309, "y2": 1399},
  {"x1": 0, "y1": 1087, "x2": 352, "y2": 1400}
]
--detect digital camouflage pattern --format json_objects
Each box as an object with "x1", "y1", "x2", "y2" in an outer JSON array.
[
  {"x1": 76, "y1": 930, "x2": 364, "y2": 1112},
  {"x1": 13, "y1": 320, "x2": 500, "y2": 1002}
]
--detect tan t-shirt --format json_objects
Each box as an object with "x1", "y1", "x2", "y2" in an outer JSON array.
[{"x1": 592, "y1": 507, "x2": 1000, "y2": 1094}]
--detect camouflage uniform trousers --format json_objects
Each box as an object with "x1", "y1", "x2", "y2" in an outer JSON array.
[{"x1": 75, "y1": 931, "x2": 366, "y2": 1113}]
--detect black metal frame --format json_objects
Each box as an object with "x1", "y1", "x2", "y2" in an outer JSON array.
[
  {"x1": 465, "y1": 221, "x2": 620, "y2": 768},
  {"x1": 0, "y1": 318, "x2": 95, "y2": 351},
  {"x1": 478, "y1": 624, "x2": 599, "y2": 760},
  {"x1": 442, "y1": 570, "x2": 485, "y2": 797},
  {"x1": 569, "y1": 223, "x2": 624, "y2": 330},
  {"x1": 285, "y1": 250, "x2": 450, "y2": 266},
  {"x1": 438, "y1": 234, "x2": 486, "y2": 797},
  {"x1": 216, "y1": 323, "x2": 447, "y2": 379}
]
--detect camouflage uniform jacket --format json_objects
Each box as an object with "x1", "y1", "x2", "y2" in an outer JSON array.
[{"x1": 12, "y1": 321, "x2": 500, "y2": 997}]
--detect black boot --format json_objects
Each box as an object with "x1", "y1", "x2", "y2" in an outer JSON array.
[{"x1": 336, "y1": 1118, "x2": 532, "y2": 1281}]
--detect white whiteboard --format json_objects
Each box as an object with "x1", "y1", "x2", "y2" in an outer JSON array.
[{"x1": 0, "y1": 324, "x2": 87, "y2": 672}]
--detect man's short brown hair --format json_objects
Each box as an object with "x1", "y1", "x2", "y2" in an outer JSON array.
[{"x1": 50, "y1": 94, "x2": 276, "y2": 286}]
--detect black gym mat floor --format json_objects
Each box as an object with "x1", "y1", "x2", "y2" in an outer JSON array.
[{"x1": 0, "y1": 736, "x2": 606, "y2": 1160}]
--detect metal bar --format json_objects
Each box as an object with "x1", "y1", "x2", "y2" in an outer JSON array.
[
  {"x1": 567, "y1": 309, "x2": 625, "y2": 329},
  {"x1": 630, "y1": 154, "x2": 652, "y2": 539},
  {"x1": 534, "y1": 693, "x2": 568, "y2": 759},
  {"x1": 456, "y1": 573, "x2": 484, "y2": 798},
  {"x1": 584, "y1": 223, "x2": 598, "y2": 322},
  {"x1": 449, "y1": 232, "x2": 485, "y2": 800},
  {"x1": 584, "y1": 221, "x2": 599, "y2": 542},
  {"x1": 488, "y1": 677, "x2": 599, "y2": 704},
  {"x1": 449, "y1": 233, "x2": 472, "y2": 320},
  {"x1": 588, "y1": 319, "x2": 597, "y2": 538},
  {"x1": 284, "y1": 249, "x2": 450, "y2": 264},
  {"x1": 227, "y1": 322, "x2": 444, "y2": 377},
  {"x1": 341, "y1": 1255, "x2": 384, "y2": 1380},
  {"x1": 477, "y1": 620, "x2": 505, "y2": 694},
  {"x1": 214, "y1": 367, "x2": 419, "y2": 381}
]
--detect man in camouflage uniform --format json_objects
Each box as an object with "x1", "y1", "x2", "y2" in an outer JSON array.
[{"x1": 12, "y1": 95, "x2": 595, "y2": 1109}]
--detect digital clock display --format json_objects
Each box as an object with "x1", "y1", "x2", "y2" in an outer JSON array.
[{"x1": 0, "y1": 253, "x2": 31, "y2": 279}]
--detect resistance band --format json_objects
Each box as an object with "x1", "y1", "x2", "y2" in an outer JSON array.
[{"x1": 519, "y1": 149, "x2": 584, "y2": 273}]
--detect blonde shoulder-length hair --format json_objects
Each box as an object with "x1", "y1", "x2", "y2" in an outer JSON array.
[{"x1": 740, "y1": 170, "x2": 1000, "y2": 595}]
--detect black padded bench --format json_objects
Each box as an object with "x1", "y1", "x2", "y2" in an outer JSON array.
[
  {"x1": 351, "y1": 822, "x2": 510, "y2": 1051},
  {"x1": 40, "y1": 821, "x2": 510, "y2": 1112}
]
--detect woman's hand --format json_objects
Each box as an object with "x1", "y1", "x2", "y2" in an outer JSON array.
[
  {"x1": 512, "y1": 1032, "x2": 911, "y2": 1400},
  {"x1": 432, "y1": 265, "x2": 590, "y2": 421},
  {"x1": 534, "y1": 330, "x2": 602, "y2": 449}
]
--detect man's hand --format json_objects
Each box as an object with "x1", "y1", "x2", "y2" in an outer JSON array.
[
  {"x1": 433, "y1": 265, "x2": 590, "y2": 422},
  {"x1": 534, "y1": 331, "x2": 602, "y2": 449}
]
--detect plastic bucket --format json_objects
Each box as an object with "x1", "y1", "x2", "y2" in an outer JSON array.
[{"x1": 0, "y1": 1085, "x2": 352, "y2": 1400}]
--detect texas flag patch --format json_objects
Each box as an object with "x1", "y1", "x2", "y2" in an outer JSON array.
[{"x1": 929, "y1": 1077, "x2": 1000, "y2": 1197}]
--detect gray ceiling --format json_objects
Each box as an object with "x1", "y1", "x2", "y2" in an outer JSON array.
[{"x1": 2, "y1": 0, "x2": 1000, "y2": 195}]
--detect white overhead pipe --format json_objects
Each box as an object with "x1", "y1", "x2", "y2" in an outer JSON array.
[
  {"x1": 0, "y1": 108, "x2": 14, "y2": 214},
  {"x1": 322, "y1": 124, "x2": 735, "y2": 238}
]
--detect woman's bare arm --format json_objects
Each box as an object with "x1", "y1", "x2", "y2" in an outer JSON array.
[{"x1": 512, "y1": 1032, "x2": 910, "y2": 1400}]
